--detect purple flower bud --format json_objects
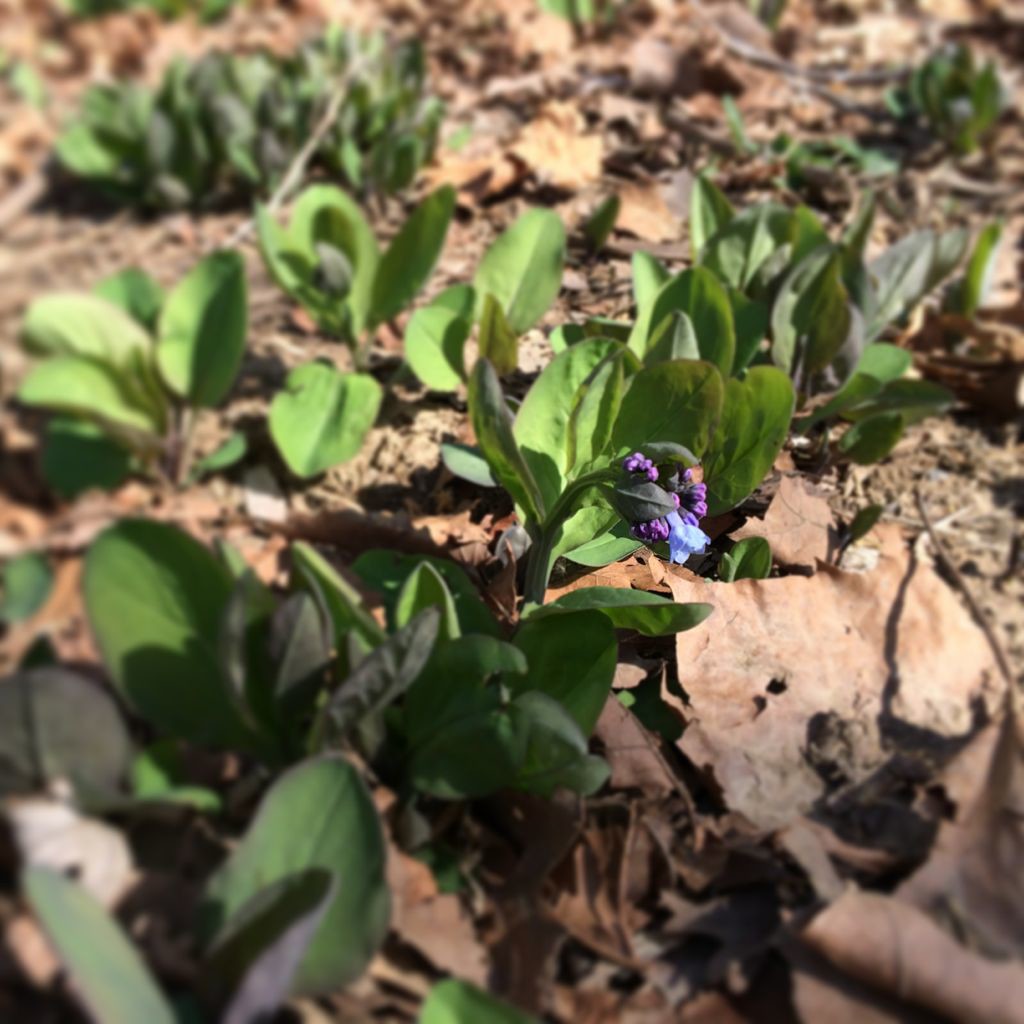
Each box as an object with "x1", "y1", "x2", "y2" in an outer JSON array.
[{"x1": 621, "y1": 455, "x2": 709, "y2": 564}]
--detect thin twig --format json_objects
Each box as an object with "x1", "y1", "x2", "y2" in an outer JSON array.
[
  {"x1": 914, "y1": 489, "x2": 1016, "y2": 688},
  {"x1": 216, "y1": 57, "x2": 367, "y2": 252}
]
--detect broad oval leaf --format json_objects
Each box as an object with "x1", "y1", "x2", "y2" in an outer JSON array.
[
  {"x1": 513, "y1": 338, "x2": 623, "y2": 509},
  {"x1": 17, "y1": 355, "x2": 164, "y2": 445},
  {"x1": 405, "y1": 305, "x2": 470, "y2": 392},
  {"x1": 84, "y1": 519, "x2": 255, "y2": 751},
  {"x1": 473, "y1": 209, "x2": 566, "y2": 334},
  {"x1": 24, "y1": 866, "x2": 176, "y2": 1024},
  {"x1": 611, "y1": 359, "x2": 724, "y2": 459},
  {"x1": 770, "y1": 244, "x2": 852, "y2": 377},
  {"x1": 269, "y1": 363, "x2": 382, "y2": 477},
  {"x1": 201, "y1": 756, "x2": 390, "y2": 996},
  {"x1": 512, "y1": 609, "x2": 616, "y2": 736},
  {"x1": 837, "y1": 411, "x2": 905, "y2": 464},
  {"x1": 0, "y1": 668, "x2": 132, "y2": 803},
  {"x1": 156, "y1": 250, "x2": 248, "y2": 408},
  {"x1": 702, "y1": 366, "x2": 794, "y2": 516},
  {"x1": 41, "y1": 418, "x2": 133, "y2": 499},
  {"x1": 637, "y1": 267, "x2": 736, "y2": 372},
  {"x1": 370, "y1": 185, "x2": 455, "y2": 325},
  {"x1": 525, "y1": 587, "x2": 712, "y2": 637},
  {"x1": 21, "y1": 292, "x2": 152, "y2": 368}
]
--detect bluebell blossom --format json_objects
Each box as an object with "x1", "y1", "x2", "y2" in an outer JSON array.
[{"x1": 622, "y1": 453, "x2": 710, "y2": 564}]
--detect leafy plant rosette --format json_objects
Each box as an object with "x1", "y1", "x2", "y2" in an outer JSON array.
[
  {"x1": 258, "y1": 190, "x2": 567, "y2": 477},
  {"x1": 888, "y1": 43, "x2": 1003, "y2": 156},
  {"x1": 56, "y1": 29, "x2": 444, "y2": 210},
  {"x1": 16, "y1": 254, "x2": 249, "y2": 497},
  {"x1": 2, "y1": 515, "x2": 709, "y2": 1017}
]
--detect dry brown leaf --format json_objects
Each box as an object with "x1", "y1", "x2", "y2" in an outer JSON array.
[
  {"x1": 387, "y1": 846, "x2": 488, "y2": 986},
  {"x1": 511, "y1": 101, "x2": 603, "y2": 191},
  {"x1": 664, "y1": 525, "x2": 1002, "y2": 829},
  {"x1": 800, "y1": 888, "x2": 1024, "y2": 1024},
  {"x1": 732, "y1": 474, "x2": 837, "y2": 569},
  {"x1": 898, "y1": 707, "x2": 1024, "y2": 958},
  {"x1": 616, "y1": 180, "x2": 681, "y2": 244},
  {"x1": 594, "y1": 696, "x2": 678, "y2": 794}
]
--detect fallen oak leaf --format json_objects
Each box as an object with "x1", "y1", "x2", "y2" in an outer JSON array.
[
  {"x1": 799, "y1": 888, "x2": 1024, "y2": 1024},
  {"x1": 663, "y1": 526, "x2": 1002, "y2": 830}
]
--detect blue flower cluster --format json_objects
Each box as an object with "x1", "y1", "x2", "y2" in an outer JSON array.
[{"x1": 622, "y1": 453, "x2": 710, "y2": 564}]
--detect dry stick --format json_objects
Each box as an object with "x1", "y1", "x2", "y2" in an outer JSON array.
[
  {"x1": 216, "y1": 58, "x2": 367, "y2": 253},
  {"x1": 914, "y1": 488, "x2": 1016, "y2": 689}
]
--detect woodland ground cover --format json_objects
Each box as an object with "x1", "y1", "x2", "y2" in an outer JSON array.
[{"x1": 0, "y1": 0, "x2": 1022, "y2": 1021}]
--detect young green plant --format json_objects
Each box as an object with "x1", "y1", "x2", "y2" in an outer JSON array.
[{"x1": 16, "y1": 254, "x2": 248, "y2": 496}]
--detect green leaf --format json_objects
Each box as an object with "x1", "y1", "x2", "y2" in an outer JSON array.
[
  {"x1": 468, "y1": 360, "x2": 545, "y2": 523},
  {"x1": 24, "y1": 867, "x2": 176, "y2": 1024},
  {"x1": 525, "y1": 587, "x2": 712, "y2": 637},
  {"x1": 440, "y1": 442, "x2": 496, "y2": 487},
  {"x1": 156, "y1": 250, "x2": 247, "y2": 408},
  {"x1": 847, "y1": 503, "x2": 884, "y2": 543},
  {"x1": 842, "y1": 378, "x2": 952, "y2": 425},
  {"x1": 566, "y1": 347, "x2": 624, "y2": 475},
  {"x1": 0, "y1": 667, "x2": 132, "y2": 803},
  {"x1": 21, "y1": 293, "x2": 152, "y2": 369},
  {"x1": 700, "y1": 203, "x2": 794, "y2": 292},
  {"x1": 563, "y1": 528, "x2": 642, "y2": 567},
  {"x1": 690, "y1": 175, "x2": 735, "y2": 260},
  {"x1": 512, "y1": 609, "x2": 616, "y2": 735},
  {"x1": 473, "y1": 209, "x2": 566, "y2": 334},
  {"x1": 703, "y1": 366, "x2": 794, "y2": 515},
  {"x1": 290, "y1": 542, "x2": 384, "y2": 648},
  {"x1": 631, "y1": 251, "x2": 670, "y2": 314},
  {"x1": 948, "y1": 221, "x2": 1002, "y2": 317},
  {"x1": 729, "y1": 289, "x2": 768, "y2": 374},
  {"x1": 478, "y1": 294, "x2": 519, "y2": 376},
  {"x1": 611, "y1": 359, "x2": 724, "y2": 459},
  {"x1": 17, "y1": 355, "x2": 163, "y2": 447},
  {"x1": 132, "y1": 741, "x2": 221, "y2": 811},
  {"x1": 1, "y1": 553, "x2": 52, "y2": 624},
  {"x1": 288, "y1": 186, "x2": 380, "y2": 338},
  {"x1": 719, "y1": 537, "x2": 772, "y2": 581},
  {"x1": 838, "y1": 412, "x2": 905, "y2": 464},
  {"x1": 94, "y1": 268, "x2": 164, "y2": 331},
  {"x1": 270, "y1": 363, "x2": 382, "y2": 477},
  {"x1": 41, "y1": 418, "x2": 133, "y2": 499},
  {"x1": 405, "y1": 305, "x2": 470, "y2": 392},
  {"x1": 351, "y1": 551, "x2": 499, "y2": 639},
  {"x1": 189, "y1": 431, "x2": 248, "y2": 482},
  {"x1": 513, "y1": 338, "x2": 623, "y2": 509},
  {"x1": 800, "y1": 342, "x2": 911, "y2": 429},
  {"x1": 370, "y1": 186, "x2": 455, "y2": 325},
  {"x1": 771, "y1": 245, "x2": 852, "y2": 376},
  {"x1": 323, "y1": 608, "x2": 440, "y2": 741},
  {"x1": 202, "y1": 869, "x2": 334, "y2": 1024},
  {"x1": 201, "y1": 756, "x2": 390, "y2": 996},
  {"x1": 84, "y1": 519, "x2": 255, "y2": 751},
  {"x1": 638, "y1": 268, "x2": 736, "y2": 372},
  {"x1": 420, "y1": 978, "x2": 539, "y2": 1024},
  {"x1": 395, "y1": 565, "x2": 459, "y2": 641},
  {"x1": 867, "y1": 230, "x2": 936, "y2": 340},
  {"x1": 508, "y1": 691, "x2": 610, "y2": 796},
  {"x1": 584, "y1": 194, "x2": 620, "y2": 250}
]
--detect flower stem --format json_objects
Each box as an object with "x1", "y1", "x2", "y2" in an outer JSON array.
[{"x1": 520, "y1": 468, "x2": 618, "y2": 606}]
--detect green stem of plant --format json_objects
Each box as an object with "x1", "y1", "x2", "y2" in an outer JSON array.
[
  {"x1": 521, "y1": 468, "x2": 618, "y2": 606},
  {"x1": 174, "y1": 405, "x2": 197, "y2": 487}
]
